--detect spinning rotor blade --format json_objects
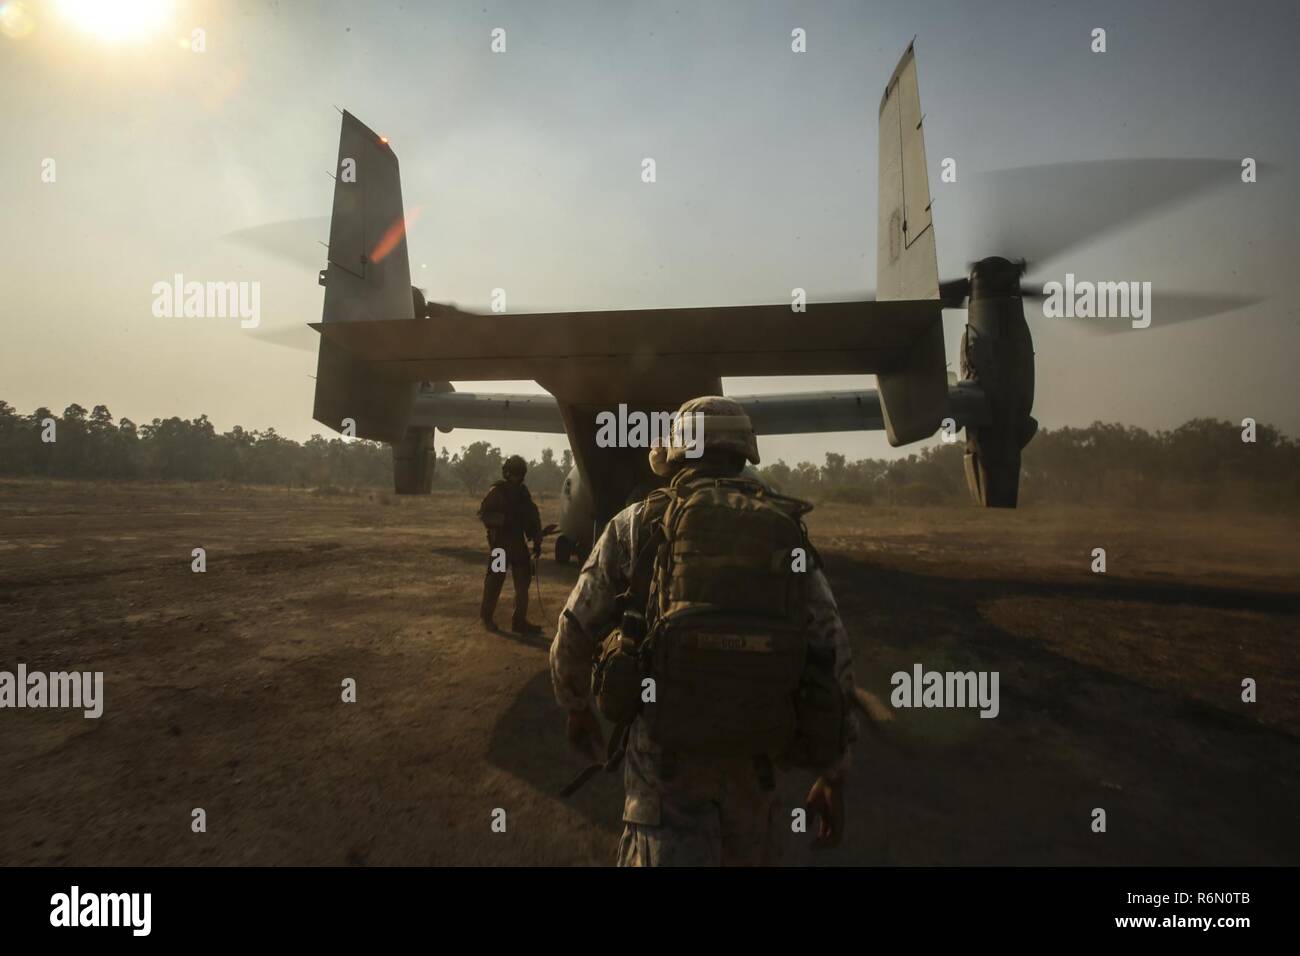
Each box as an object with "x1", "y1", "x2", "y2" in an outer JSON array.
[
  {"x1": 945, "y1": 276, "x2": 1259, "y2": 330},
  {"x1": 221, "y1": 217, "x2": 330, "y2": 270},
  {"x1": 1027, "y1": 290, "x2": 1263, "y2": 333},
  {"x1": 245, "y1": 324, "x2": 320, "y2": 352},
  {"x1": 965, "y1": 159, "x2": 1253, "y2": 267}
]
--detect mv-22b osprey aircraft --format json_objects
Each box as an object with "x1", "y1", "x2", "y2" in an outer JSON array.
[{"x1": 309, "y1": 44, "x2": 1037, "y2": 563}]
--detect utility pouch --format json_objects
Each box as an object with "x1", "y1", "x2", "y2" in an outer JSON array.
[
  {"x1": 641, "y1": 611, "x2": 806, "y2": 757},
  {"x1": 592, "y1": 610, "x2": 647, "y2": 725}
]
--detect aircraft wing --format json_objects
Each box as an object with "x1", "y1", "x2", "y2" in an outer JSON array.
[
  {"x1": 408, "y1": 383, "x2": 990, "y2": 436},
  {"x1": 409, "y1": 389, "x2": 567, "y2": 434},
  {"x1": 738, "y1": 384, "x2": 987, "y2": 434}
]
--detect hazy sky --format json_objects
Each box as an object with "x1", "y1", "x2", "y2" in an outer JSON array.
[{"x1": 2, "y1": 0, "x2": 1296, "y2": 467}]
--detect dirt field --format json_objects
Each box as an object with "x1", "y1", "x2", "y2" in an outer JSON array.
[{"x1": 0, "y1": 479, "x2": 1296, "y2": 866}]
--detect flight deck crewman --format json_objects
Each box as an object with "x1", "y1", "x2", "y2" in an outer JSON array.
[{"x1": 478, "y1": 454, "x2": 544, "y2": 635}]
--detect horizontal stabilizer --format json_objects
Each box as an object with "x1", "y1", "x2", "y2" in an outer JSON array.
[{"x1": 312, "y1": 300, "x2": 943, "y2": 405}]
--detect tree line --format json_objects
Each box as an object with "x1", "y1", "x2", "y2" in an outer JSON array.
[
  {"x1": 0, "y1": 401, "x2": 573, "y2": 495},
  {"x1": 759, "y1": 418, "x2": 1299, "y2": 510},
  {"x1": 1, "y1": 401, "x2": 1294, "y2": 509}
]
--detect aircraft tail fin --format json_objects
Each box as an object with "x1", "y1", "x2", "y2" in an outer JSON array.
[
  {"x1": 875, "y1": 43, "x2": 948, "y2": 446},
  {"x1": 313, "y1": 111, "x2": 417, "y2": 443}
]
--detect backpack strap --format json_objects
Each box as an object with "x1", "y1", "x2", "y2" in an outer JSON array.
[
  {"x1": 797, "y1": 518, "x2": 823, "y2": 571},
  {"x1": 619, "y1": 488, "x2": 673, "y2": 619}
]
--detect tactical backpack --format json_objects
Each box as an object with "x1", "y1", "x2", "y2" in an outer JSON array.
[{"x1": 572, "y1": 473, "x2": 846, "y2": 797}]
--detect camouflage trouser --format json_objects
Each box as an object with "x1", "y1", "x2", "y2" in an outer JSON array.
[{"x1": 615, "y1": 724, "x2": 779, "y2": 867}]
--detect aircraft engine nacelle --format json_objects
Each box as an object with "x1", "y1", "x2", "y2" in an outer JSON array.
[
  {"x1": 960, "y1": 257, "x2": 1038, "y2": 507},
  {"x1": 392, "y1": 426, "x2": 436, "y2": 494}
]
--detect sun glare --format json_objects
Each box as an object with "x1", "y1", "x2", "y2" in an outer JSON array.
[
  {"x1": 0, "y1": 2, "x2": 35, "y2": 39},
  {"x1": 58, "y1": 0, "x2": 171, "y2": 43}
]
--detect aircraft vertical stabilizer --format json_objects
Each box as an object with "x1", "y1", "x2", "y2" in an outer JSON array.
[
  {"x1": 875, "y1": 43, "x2": 949, "y2": 446},
  {"x1": 313, "y1": 111, "x2": 417, "y2": 443}
]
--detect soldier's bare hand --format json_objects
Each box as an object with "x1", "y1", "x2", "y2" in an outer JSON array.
[
  {"x1": 566, "y1": 707, "x2": 605, "y2": 762},
  {"x1": 804, "y1": 775, "x2": 845, "y2": 849}
]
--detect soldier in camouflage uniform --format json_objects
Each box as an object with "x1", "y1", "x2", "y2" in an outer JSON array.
[
  {"x1": 549, "y1": 396, "x2": 859, "y2": 866},
  {"x1": 479, "y1": 454, "x2": 544, "y2": 635}
]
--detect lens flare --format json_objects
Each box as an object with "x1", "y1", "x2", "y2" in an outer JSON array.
[
  {"x1": 0, "y1": 2, "x2": 37, "y2": 40},
  {"x1": 57, "y1": 0, "x2": 171, "y2": 44},
  {"x1": 370, "y1": 207, "x2": 422, "y2": 265}
]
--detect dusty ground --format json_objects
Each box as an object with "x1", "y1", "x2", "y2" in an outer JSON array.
[{"x1": 0, "y1": 479, "x2": 1296, "y2": 866}]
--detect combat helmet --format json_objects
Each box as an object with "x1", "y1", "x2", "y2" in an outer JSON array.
[
  {"x1": 502, "y1": 454, "x2": 528, "y2": 479},
  {"x1": 649, "y1": 395, "x2": 760, "y2": 476}
]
